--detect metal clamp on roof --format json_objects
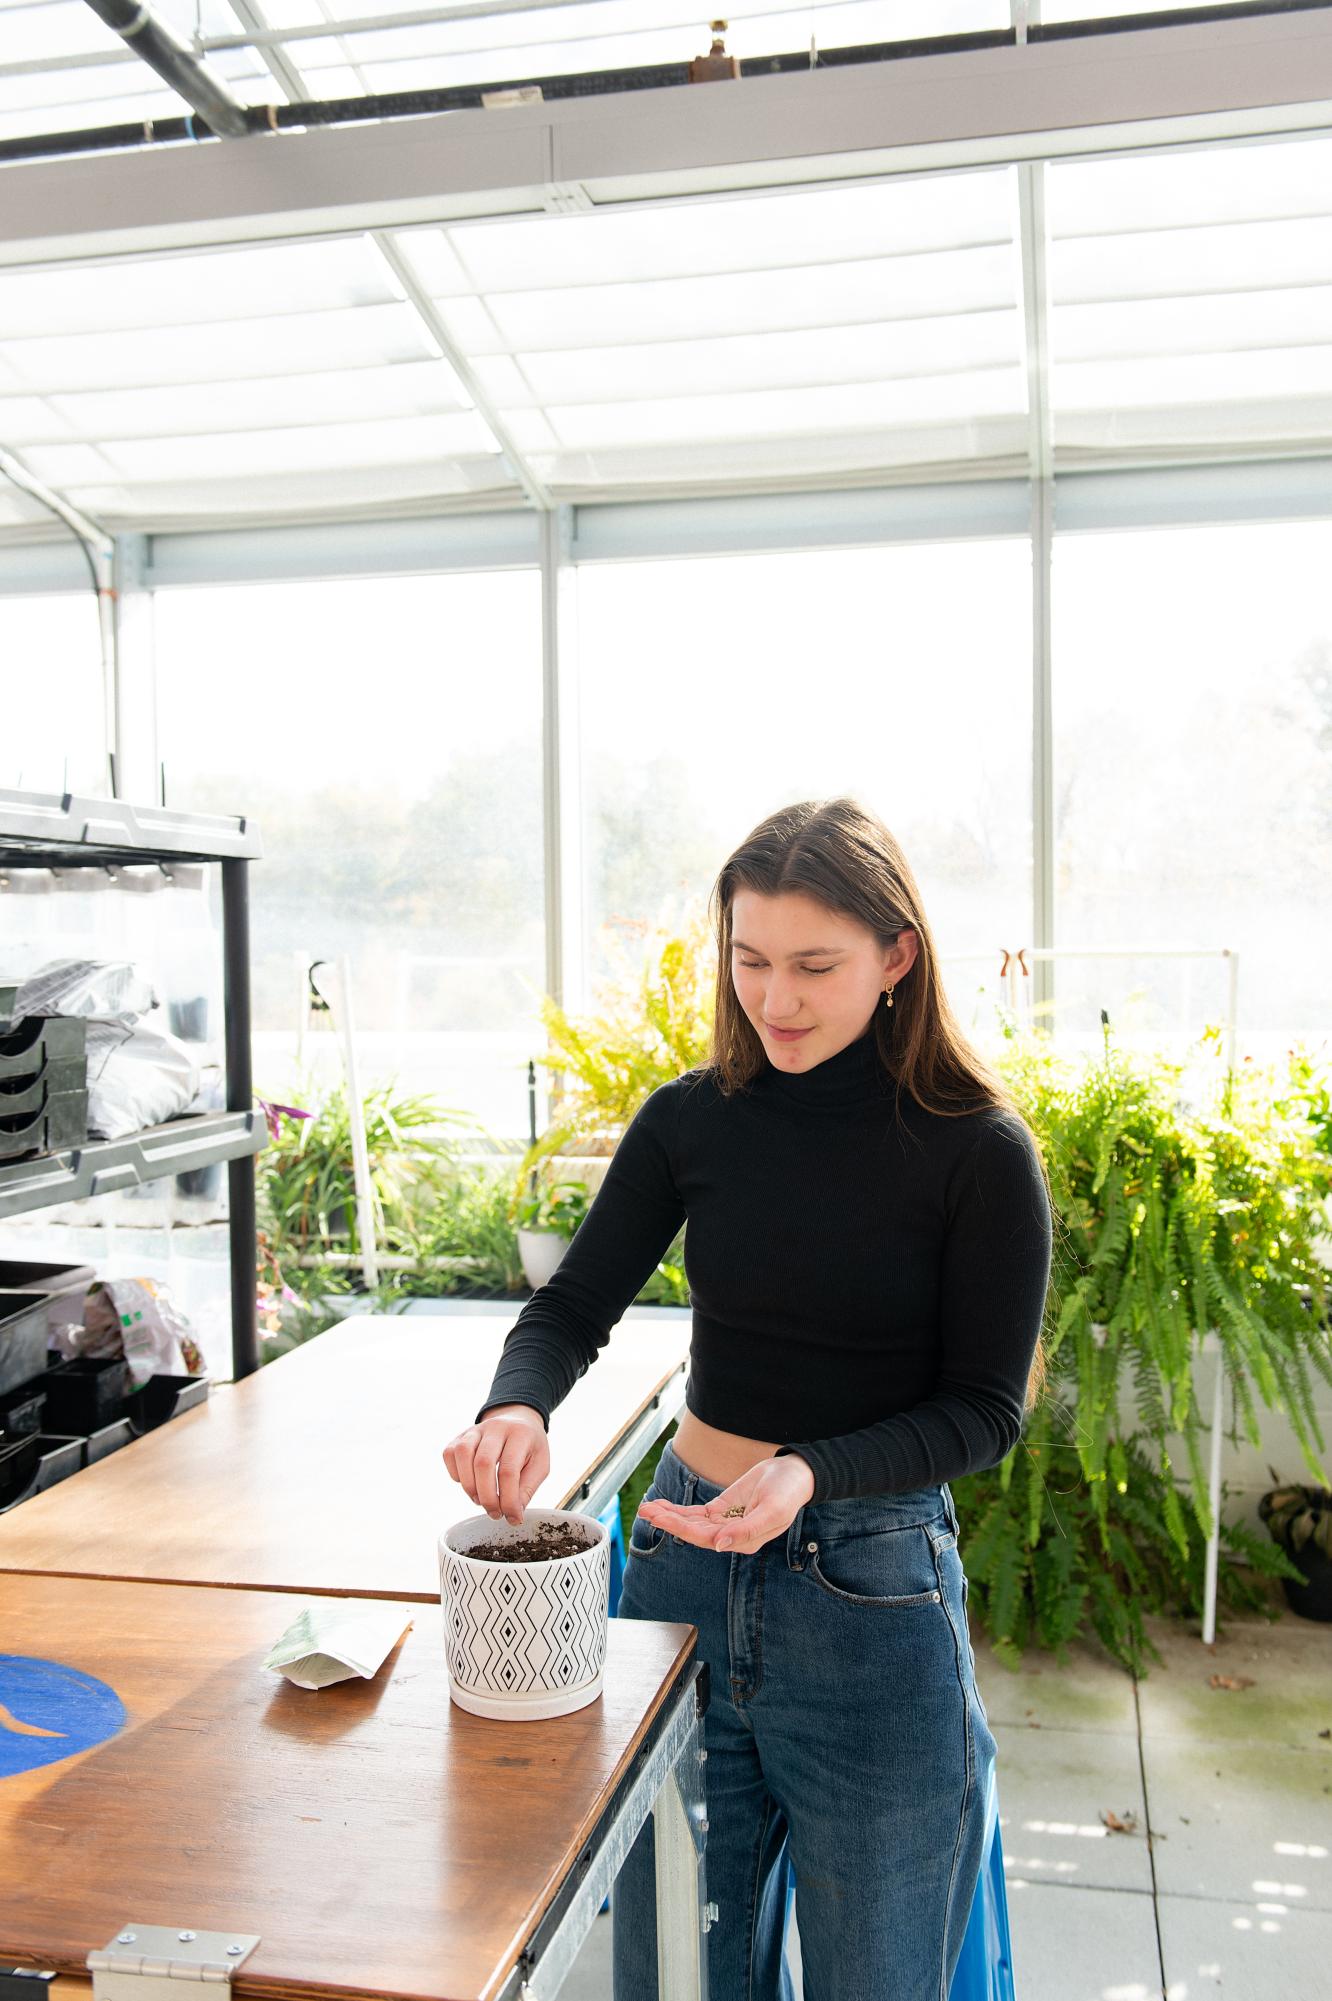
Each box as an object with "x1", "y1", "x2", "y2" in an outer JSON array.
[{"x1": 87, "y1": 1928, "x2": 260, "y2": 2001}]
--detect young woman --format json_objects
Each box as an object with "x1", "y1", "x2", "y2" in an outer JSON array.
[{"x1": 445, "y1": 796, "x2": 1054, "y2": 2001}]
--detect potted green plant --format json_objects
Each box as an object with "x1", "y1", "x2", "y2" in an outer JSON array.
[
  {"x1": 508, "y1": 897, "x2": 715, "y2": 1210},
  {"x1": 952, "y1": 1014, "x2": 1332, "y2": 1675},
  {"x1": 515, "y1": 1177, "x2": 592, "y2": 1288},
  {"x1": 1258, "y1": 1479, "x2": 1332, "y2": 1621},
  {"x1": 257, "y1": 1071, "x2": 481, "y2": 1262},
  {"x1": 504, "y1": 899, "x2": 713, "y2": 1295}
]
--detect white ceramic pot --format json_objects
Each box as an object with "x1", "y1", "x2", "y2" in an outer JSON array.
[
  {"x1": 439, "y1": 1507, "x2": 611, "y2": 1719},
  {"x1": 517, "y1": 1226, "x2": 569, "y2": 1290}
]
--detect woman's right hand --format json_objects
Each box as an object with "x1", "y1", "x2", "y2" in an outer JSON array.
[{"x1": 443, "y1": 1406, "x2": 550, "y2": 1526}]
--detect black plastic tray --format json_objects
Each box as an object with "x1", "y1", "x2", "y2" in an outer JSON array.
[
  {"x1": 127, "y1": 1371, "x2": 211, "y2": 1433},
  {"x1": 0, "y1": 1428, "x2": 39, "y2": 1501},
  {"x1": 0, "y1": 1065, "x2": 88, "y2": 1118},
  {"x1": 0, "y1": 1432, "x2": 84, "y2": 1512},
  {"x1": 0, "y1": 1090, "x2": 89, "y2": 1159},
  {"x1": 0, "y1": 1258, "x2": 96, "y2": 1294},
  {"x1": 0, "y1": 1381, "x2": 45, "y2": 1435},
  {"x1": 36, "y1": 1355, "x2": 129, "y2": 1434},
  {"x1": 0, "y1": 1014, "x2": 86, "y2": 1079},
  {"x1": 86, "y1": 1414, "x2": 135, "y2": 1465},
  {"x1": 0, "y1": 1290, "x2": 53, "y2": 1398}
]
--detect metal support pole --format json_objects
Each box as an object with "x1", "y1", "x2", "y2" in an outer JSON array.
[
  {"x1": 332, "y1": 955, "x2": 380, "y2": 1290},
  {"x1": 653, "y1": 1741, "x2": 710, "y2": 2001},
  {"x1": 80, "y1": 0, "x2": 254, "y2": 136},
  {"x1": 222, "y1": 856, "x2": 259, "y2": 1379},
  {"x1": 1013, "y1": 11, "x2": 1056, "y2": 1036},
  {"x1": 540, "y1": 504, "x2": 583, "y2": 1117},
  {"x1": 1202, "y1": 1330, "x2": 1225, "y2": 1647},
  {"x1": 110, "y1": 533, "x2": 154, "y2": 804},
  {"x1": 1030, "y1": 473, "x2": 1055, "y2": 1031}
]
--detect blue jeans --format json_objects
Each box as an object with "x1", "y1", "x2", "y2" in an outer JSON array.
[{"x1": 611, "y1": 1438, "x2": 998, "y2": 2001}]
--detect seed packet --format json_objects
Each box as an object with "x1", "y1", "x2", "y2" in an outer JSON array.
[{"x1": 262, "y1": 1603, "x2": 415, "y2": 1691}]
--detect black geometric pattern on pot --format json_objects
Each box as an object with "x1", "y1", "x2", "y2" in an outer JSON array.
[{"x1": 443, "y1": 1541, "x2": 611, "y2": 1694}]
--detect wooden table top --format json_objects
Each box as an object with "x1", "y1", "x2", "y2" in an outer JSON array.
[
  {"x1": 0, "y1": 1569, "x2": 696, "y2": 2001},
  {"x1": 0, "y1": 1311, "x2": 690, "y2": 1599}
]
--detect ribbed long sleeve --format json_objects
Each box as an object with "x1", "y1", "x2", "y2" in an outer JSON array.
[
  {"x1": 771, "y1": 1112, "x2": 1052, "y2": 1500},
  {"x1": 475, "y1": 1025, "x2": 1053, "y2": 1504},
  {"x1": 474, "y1": 1085, "x2": 685, "y2": 1427}
]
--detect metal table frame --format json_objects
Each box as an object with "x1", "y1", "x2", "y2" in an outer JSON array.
[{"x1": 497, "y1": 1655, "x2": 712, "y2": 2001}]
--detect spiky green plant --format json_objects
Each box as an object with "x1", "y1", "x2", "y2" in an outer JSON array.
[{"x1": 257, "y1": 1069, "x2": 485, "y2": 1262}]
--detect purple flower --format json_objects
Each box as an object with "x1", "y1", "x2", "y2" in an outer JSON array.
[{"x1": 257, "y1": 1098, "x2": 315, "y2": 1143}]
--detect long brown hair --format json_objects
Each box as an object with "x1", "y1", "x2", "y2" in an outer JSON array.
[{"x1": 698, "y1": 795, "x2": 1049, "y2": 1414}]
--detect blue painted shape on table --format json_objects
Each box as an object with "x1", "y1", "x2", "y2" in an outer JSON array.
[{"x1": 0, "y1": 1655, "x2": 127, "y2": 1777}]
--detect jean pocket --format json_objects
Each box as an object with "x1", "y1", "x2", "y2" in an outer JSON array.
[
  {"x1": 805, "y1": 1519, "x2": 948, "y2": 1608},
  {"x1": 627, "y1": 1508, "x2": 669, "y2": 1560}
]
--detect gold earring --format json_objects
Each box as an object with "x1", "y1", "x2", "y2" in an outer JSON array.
[{"x1": 883, "y1": 984, "x2": 894, "y2": 1009}]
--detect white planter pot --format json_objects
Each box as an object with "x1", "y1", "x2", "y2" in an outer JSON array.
[
  {"x1": 439, "y1": 1508, "x2": 611, "y2": 1719},
  {"x1": 517, "y1": 1225, "x2": 570, "y2": 1289}
]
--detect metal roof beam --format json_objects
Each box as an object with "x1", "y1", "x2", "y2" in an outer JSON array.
[
  {"x1": 1, "y1": 10, "x2": 1330, "y2": 266},
  {"x1": 79, "y1": 0, "x2": 255, "y2": 137}
]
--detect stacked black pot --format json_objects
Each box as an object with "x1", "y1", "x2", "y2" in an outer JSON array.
[{"x1": 0, "y1": 988, "x2": 89, "y2": 1160}]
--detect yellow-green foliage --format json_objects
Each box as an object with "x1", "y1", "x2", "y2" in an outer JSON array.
[{"x1": 509, "y1": 897, "x2": 717, "y2": 1216}]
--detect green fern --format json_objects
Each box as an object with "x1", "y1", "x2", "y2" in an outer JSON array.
[{"x1": 957, "y1": 1021, "x2": 1332, "y2": 1674}]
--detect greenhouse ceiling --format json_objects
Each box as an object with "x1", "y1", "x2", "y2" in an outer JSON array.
[{"x1": 0, "y1": 2, "x2": 1329, "y2": 534}]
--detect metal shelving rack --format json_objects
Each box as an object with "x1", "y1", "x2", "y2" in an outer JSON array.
[{"x1": 0, "y1": 788, "x2": 267, "y2": 1379}]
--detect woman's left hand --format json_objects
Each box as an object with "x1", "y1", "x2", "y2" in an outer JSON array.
[{"x1": 637, "y1": 1452, "x2": 816, "y2": 1555}]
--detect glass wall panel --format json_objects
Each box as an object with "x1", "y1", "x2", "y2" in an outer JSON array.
[
  {"x1": 153, "y1": 570, "x2": 543, "y2": 1137},
  {"x1": 0, "y1": 590, "x2": 105, "y2": 793},
  {"x1": 576, "y1": 538, "x2": 1033, "y2": 1047},
  {"x1": 1052, "y1": 518, "x2": 1332, "y2": 1062}
]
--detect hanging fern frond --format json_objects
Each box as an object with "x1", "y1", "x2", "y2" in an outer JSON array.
[{"x1": 951, "y1": 1021, "x2": 1332, "y2": 1676}]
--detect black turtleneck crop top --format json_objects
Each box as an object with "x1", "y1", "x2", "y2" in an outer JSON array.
[{"x1": 474, "y1": 1023, "x2": 1054, "y2": 1503}]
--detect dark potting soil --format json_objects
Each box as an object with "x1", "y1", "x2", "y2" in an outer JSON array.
[{"x1": 467, "y1": 1519, "x2": 596, "y2": 1563}]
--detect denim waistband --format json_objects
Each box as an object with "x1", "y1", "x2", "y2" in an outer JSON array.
[{"x1": 654, "y1": 1435, "x2": 959, "y2": 1569}]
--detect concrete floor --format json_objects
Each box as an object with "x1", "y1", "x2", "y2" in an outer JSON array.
[{"x1": 561, "y1": 1582, "x2": 1330, "y2": 2001}]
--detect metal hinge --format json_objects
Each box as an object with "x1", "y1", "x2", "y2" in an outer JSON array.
[{"x1": 88, "y1": 1928, "x2": 260, "y2": 2001}]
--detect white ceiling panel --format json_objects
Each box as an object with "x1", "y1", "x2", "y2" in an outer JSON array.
[
  {"x1": 523, "y1": 411, "x2": 1029, "y2": 493},
  {"x1": 9, "y1": 359, "x2": 472, "y2": 442},
  {"x1": 1054, "y1": 217, "x2": 1332, "y2": 305},
  {"x1": 518, "y1": 366, "x2": 1025, "y2": 452},
  {"x1": 0, "y1": 78, "x2": 179, "y2": 143},
  {"x1": 0, "y1": 235, "x2": 399, "y2": 336},
  {"x1": 1054, "y1": 286, "x2": 1332, "y2": 363},
  {"x1": 431, "y1": 245, "x2": 1020, "y2": 352},
  {"x1": 1048, "y1": 134, "x2": 1332, "y2": 461},
  {"x1": 15, "y1": 441, "x2": 119, "y2": 485},
  {"x1": 473, "y1": 308, "x2": 1022, "y2": 405},
  {"x1": 30, "y1": 409, "x2": 494, "y2": 482},
  {"x1": 2, "y1": 120, "x2": 1331, "y2": 526},
  {"x1": 59, "y1": 453, "x2": 519, "y2": 524},
  {"x1": 1047, "y1": 133, "x2": 1332, "y2": 235},
  {"x1": 1055, "y1": 395, "x2": 1332, "y2": 457},
  {"x1": 3, "y1": 302, "x2": 444, "y2": 395},
  {"x1": 417, "y1": 173, "x2": 1015, "y2": 293},
  {"x1": 1055, "y1": 347, "x2": 1332, "y2": 412}
]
